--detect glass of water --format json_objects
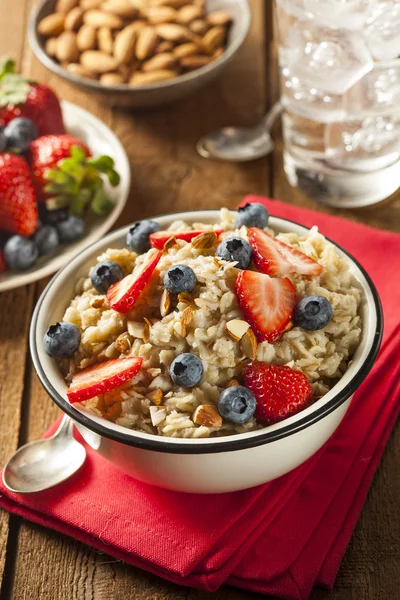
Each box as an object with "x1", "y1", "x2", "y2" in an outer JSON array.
[{"x1": 276, "y1": 0, "x2": 400, "y2": 207}]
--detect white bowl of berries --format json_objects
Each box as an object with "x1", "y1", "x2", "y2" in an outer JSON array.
[
  {"x1": 0, "y1": 60, "x2": 130, "y2": 292},
  {"x1": 30, "y1": 206, "x2": 383, "y2": 493}
]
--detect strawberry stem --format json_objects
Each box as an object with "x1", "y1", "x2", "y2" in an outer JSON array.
[{"x1": 0, "y1": 57, "x2": 31, "y2": 107}]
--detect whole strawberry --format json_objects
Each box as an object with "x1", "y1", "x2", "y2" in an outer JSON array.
[
  {"x1": 0, "y1": 250, "x2": 8, "y2": 273},
  {"x1": 0, "y1": 58, "x2": 65, "y2": 136},
  {"x1": 243, "y1": 362, "x2": 312, "y2": 425},
  {"x1": 0, "y1": 153, "x2": 38, "y2": 236}
]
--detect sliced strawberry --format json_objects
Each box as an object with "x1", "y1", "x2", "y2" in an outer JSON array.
[
  {"x1": 235, "y1": 270, "x2": 296, "y2": 343},
  {"x1": 67, "y1": 357, "x2": 143, "y2": 403},
  {"x1": 149, "y1": 229, "x2": 223, "y2": 249},
  {"x1": 248, "y1": 228, "x2": 323, "y2": 277},
  {"x1": 107, "y1": 250, "x2": 162, "y2": 313}
]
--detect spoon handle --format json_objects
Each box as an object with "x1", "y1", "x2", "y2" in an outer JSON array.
[
  {"x1": 51, "y1": 414, "x2": 74, "y2": 440},
  {"x1": 261, "y1": 102, "x2": 283, "y2": 132}
]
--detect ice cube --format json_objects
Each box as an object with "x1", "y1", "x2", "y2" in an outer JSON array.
[
  {"x1": 283, "y1": 23, "x2": 374, "y2": 94},
  {"x1": 346, "y1": 62, "x2": 400, "y2": 115},
  {"x1": 304, "y1": 0, "x2": 375, "y2": 31},
  {"x1": 276, "y1": 0, "x2": 308, "y2": 19},
  {"x1": 365, "y1": 2, "x2": 400, "y2": 61},
  {"x1": 283, "y1": 111, "x2": 328, "y2": 158}
]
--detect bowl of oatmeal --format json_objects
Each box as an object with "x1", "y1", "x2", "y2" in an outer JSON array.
[{"x1": 30, "y1": 206, "x2": 383, "y2": 493}]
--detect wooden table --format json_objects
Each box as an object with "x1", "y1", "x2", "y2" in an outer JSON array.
[{"x1": 1, "y1": 2, "x2": 399, "y2": 599}]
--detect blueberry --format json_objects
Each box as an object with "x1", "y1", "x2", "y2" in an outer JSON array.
[
  {"x1": 56, "y1": 216, "x2": 85, "y2": 243},
  {"x1": 170, "y1": 353, "x2": 203, "y2": 388},
  {"x1": 39, "y1": 206, "x2": 69, "y2": 225},
  {"x1": 218, "y1": 386, "x2": 256, "y2": 424},
  {"x1": 4, "y1": 118, "x2": 38, "y2": 152},
  {"x1": 34, "y1": 225, "x2": 59, "y2": 255},
  {"x1": 294, "y1": 295, "x2": 333, "y2": 331},
  {"x1": 4, "y1": 235, "x2": 39, "y2": 271},
  {"x1": 164, "y1": 264, "x2": 196, "y2": 295},
  {"x1": 44, "y1": 321, "x2": 81, "y2": 358},
  {"x1": 126, "y1": 220, "x2": 161, "y2": 254},
  {"x1": 91, "y1": 260, "x2": 124, "y2": 294},
  {"x1": 0, "y1": 126, "x2": 7, "y2": 152},
  {"x1": 234, "y1": 203, "x2": 269, "y2": 229},
  {"x1": 216, "y1": 236, "x2": 252, "y2": 269}
]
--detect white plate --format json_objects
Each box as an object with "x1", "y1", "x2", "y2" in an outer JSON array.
[{"x1": 0, "y1": 101, "x2": 130, "y2": 292}]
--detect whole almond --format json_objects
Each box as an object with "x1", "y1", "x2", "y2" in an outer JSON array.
[
  {"x1": 142, "y1": 52, "x2": 176, "y2": 72},
  {"x1": 66, "y1": 62, "x2": 98, "y2": 78},
  {"x1": 155, "y1": 40, "x2": 174, "y2": 53},
  {"x1": 207, "y1": 10, "x2": 232, "y2": 26},
  {"x1": 130, "y1": 69, "x2": 177, "y2": 85},
  {"x1": 156, "y1": 23, "x2": 189, "y2": 42},
  {"x1": 135, "y1": 26, "x2": 158, "y2": 60},
  {"x1": 65, "y1": 6, "x2": 84, "y2": 30},
  {"x1": 147, "y1": 6, "x2": 177, "y2": 24},
  {"x1": 101, "y1": 0, "x2": 138, "y2": 18},
  {"x1": 189, "y1": 18, "x2": 208, "y2": 35},
  {"x1": 114, "y1": 24, "x2": 137, "y2": 64},
  {"x1": 97, "y1": 26, "x2": 113, "y2": 53},
  {"x1": 80, "y1": 50, "x2": 119, "y2": 72},
  {"x1": 56, "y1": 0, "x2": 78, "y2": 13},
  {"x1": 203, "y1": 25, "x2": 226, "y2": 53},
  {"x1": 193, "y1": 0, "x2": 205, "y2": 6},
  {"x1": 80, "y1": 0, "x2": 102, "y2": 9},
  {"x1": 191, "y1": 230, "x2": 217, "y2": 249},
  {"x1": 180, "y1": 54, "x2": 210, "y2": 70},
  {"x1": 45, "y1": 37, "x2": 58, "y2": 57},
  {"x1": 172, "y1": 42, "x2": 197, "y2": 58},
  {"x1": 83, "y1": 9, "x2": 123, "y2": 29},
  {"x1": 56, "y1": 31, "x2": 79, "y2": 62},
  {"x1": 213, "y1": 47, "x2": 224, "y2": 59},
  {"x1": 150, "y1": 0, "x2": 189, "y2": 6},
  {"x1": 76, "y1": 24, "x2": 97, "y2": 50},
  {"x1": 130, "y1": 0, "x2": 148, "y2": 15},
  {"x1": 38, "y1": 13, "x2": 65, "y2": 36},
  {"x1": 177, "y1": 5, "x2": 203, "y2": 24},
  {"x1": 100, "y1": 72, "x2": 125, "y2": 85}
]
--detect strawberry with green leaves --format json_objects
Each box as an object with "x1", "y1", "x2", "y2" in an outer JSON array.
[
  {"x1": 0, "y1": 58, "x2": 65, "y2": 136},
  {"x1": 30, "y1": 134, "x2": 120, "y2": 217}
]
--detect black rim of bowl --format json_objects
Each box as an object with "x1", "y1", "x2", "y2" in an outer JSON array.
[{"x1": 30, "y1": 211, "x2": 384, "y2": 454}]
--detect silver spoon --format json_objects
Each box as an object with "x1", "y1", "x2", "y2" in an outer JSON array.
[
  {"x1": 197, "y1": 102, "x2": 283, "y2": 162},
  {"x1": 2, "y1": 415, "x2": 86, "y2": 494}
]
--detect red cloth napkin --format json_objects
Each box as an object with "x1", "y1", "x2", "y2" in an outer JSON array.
[{"x1": 1, "y1": 196, "x2": 400, "y2": 600}]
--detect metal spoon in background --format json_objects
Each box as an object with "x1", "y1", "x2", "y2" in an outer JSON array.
[
  {"x1": 2, "y1": 415, "x2": 86, "y2": 494},
  {"x1": 197, "y1": 102, "x2": 283, "y2": 162}
]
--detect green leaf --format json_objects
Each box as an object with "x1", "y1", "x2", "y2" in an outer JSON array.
[
  {"x1": 70, "y1": 189, "x2": 92, "y2": 217},
  {"x1": 70, "y1": 145, "x2": 87, "y2": 162},
  {"x1": 106, "y1": 168, "x2": 120, "y2": 187},
  {"x1": 45, "y1": 169, "x2": 74, "y2": 185},
  {"x1": 58, "y1": 157, "x2": 86, "y2": 183},
  {"x1": 91, "y1": 187, "x2": 114, "y2": 216},
  {"x1": 0, "y1": 73, "x2": 30, "y2": 106},
  {"x1": 88, "y1": 155, "x2": 115, "y2": 170},
  {"x1": 0, "y1": 58, "x2": 16, "y2": 81}
]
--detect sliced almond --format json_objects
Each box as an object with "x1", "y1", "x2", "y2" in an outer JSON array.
[
  {"x1": 191, "y1": 230, "x2": 216, "y2": 249},
  {"x1": 284, "y1": 320, "x2": 294, "y2": 332},
  {"x1": 147, "y1": 6, "x2": 177, "y2": 24},
  {"x1": 80, "y1": 50, "x2": 119, "y2": 72},
  {"x1": 227, "y1": 379, "x2": 240, "y2": 388},
  {"x1": 100, "y1": 72, "x2": 125, "y2": 85},
  {"x1": 80, "y1": 0, "x2": 103, "y2": 9},
  {"x1": 172, "y1": 42, "x2": 197, "y2": 58},
  {"x1": 207, "y1": 10, "x2": 232, "y2": 26},
  {"x1": 127, "y1": 320, "x2": 145, "y2": 338},
  {"x1": 240, "y1": 328, "x2": 257, "y2": 360},
  {"x1": 147, "y1": 388, "x2": 164, "y2": 406},
  {"x1": 115, "y1": 331, "x2": 134, "y2": 353},
  {"x1": 180, "y1": 54, "x2": 211, "y2": 70},
  {"x1": 130, "y1": 69, "x2": 177, "y2": 85},
  {"x1": 177, "y1": 5, "x2": 203, "y2": 24},
  {"x1": 181, "y1": 305, "x2": 194, "y2": 325},
  {"x1": 177, "y1": 291, "x2": 195, "y2": 306},
  {"x1": 193, "y1": 404, "x2": 222, "y2": 428},
  {"x1": 56, "y1": 0, "x2": 79, "y2": 13},
  {"x1": 160, "y1": 288, "x2": 172, "y2": 317},
  {"x1": 202, "y1": 25, "x2": 226, "y2": 53},
  {"x1": 114, "y1": 24, "x2": 137, "y2": 64},
  {"x1": 83, "y1": 9, "x2": 123, "y2": 29},
  {"x1": 149, "y1": 405, "x2": 167, "y2": 426},
  {"x1": 163, "y1": 236, "x2": 176, "y2": 251},
  {"x1": 45, "y1": 37, "x2": 58, "y2": 57},
  {"x1": 90, "y1": 296, "x2": 105, "y2": 308},
  {"x1": 56, "y1": 31, "x2": 79, "y2": 62},
  {"x1": 226, "y1": 319, "x2": 250, "y2": 342},
  {"x1": 156, "y1": 23, "x2": 189, "y2": 42},
  {"x1": 97, "y1": 26, "x2": 113, "y2": 53},
  {"x1": 213, "y1": 256, "x2": 222, "y2": 267},
  {"x1": 135, "y1": 26, "x2": 159, "y2": 60},
  {"x1": 38, "y1": 13, "x2": 65, "y2": 36},
  {"x1": 101, "y1": 0, "x2": 138, "y2": 18},
  {"x1": 76, "y1": 24, "x2": 97, "y2": 50},
  {"x1": 155, "y1": 40, "x2": 174, "y2": 53},
  {"x1": 65, "y1": 6, "x2": 84, "y2": 30},
  {"x1": 189, "y1": 18, "x2": 208, "y2": 35},
  {"x1": 143, "y1": 317, "x2": 152, "y2": 343},
  {"x1": 142, "y1": 52, "x2": 176, "y2": 72}
]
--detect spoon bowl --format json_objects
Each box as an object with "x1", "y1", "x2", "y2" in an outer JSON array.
[{"x1": 2, "y1": 415, "x2": 86, "y2": 494}]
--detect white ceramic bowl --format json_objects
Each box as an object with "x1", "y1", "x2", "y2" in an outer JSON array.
[
  {"x1": 0, "y1": 101, "x2": 130, "y2": 292},
  {"x1": 30, "y1": 210, "x2": 383, "y2": 493}
]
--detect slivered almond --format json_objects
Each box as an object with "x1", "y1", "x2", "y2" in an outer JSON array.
[
  {"x1": 135, "y1": 25, "x2": 159, "y2": 60},
  {"x1": 76, "y1": 24, "x2": 96, "y2": 50},
  {"x1": 172, "y1": 42, "x2": 197, "y2": 58},
  {"x1": 142, "y1": 52, "x2": 176, "y2": 72},
  {"x1": 181, "y1": 305, "x2": 194, "y2": 325},
  {"x1": 127, "y1": 320, "x2": 145, "y2": 338},
  {"x1": 226, "y1": 319, "x2": 250, "y2": 342},
  {"x1": 143, "y1": 317, "x2": 152, "y2": 343},
  {"x1": 160, "y1": 288, "x2": 171, "y2": 317},
  {"x1": 156, "y1": 23, "x2": 189, "y2": 41},
  {"x1": 114, "y1": 24, "x2": 137, "y2": 63},
  {"x1": 207, "y1": 10, "x2": 232, "y2": 26},
  {"x1": 80, "y1": 50, "x2": 118, "y2": 72},
  {"x1": 130, "y1": 69, "x2": 177, "y2": 85},
  {"x1": 177, "y1": 5, "x2": 203, "y2": 24},
  {"x1": 97, "y1": 26, "x2": 113, "y2": 53},
  {"x1": 115, "y1": 331, "x2": 134, "y2": 353},
  {"x1": 240, "y1": 328, "x2": 257, "y2": 360},
  {"x1": 227, "y1": 379, "x2": 240, "y2": 388},
  {"x1": 191, "y1": 230, "x2": 216, "y2": 249},
  {"x1": 65, "y1": 6, "x2": 84, "y2": 30},
  {"x1": 90, "y1": 296, "x2": 105, "y2": 308},
  {"x1": 38, "y1": 13, "x2": 65, "y2": 36},
  {"x1": 56, "y1": 31, "x2": 79, "y2": 62},
  {"x1": 101, "y1": 0, "x2": 138, "y2": 18},
  {"x1": 56, "y1": 0, "x2": 78, "y2": 13},
  {"x1": 147, "y1": 388, "x2": 164, "y2": 405},
  {"x1": 189, "y1": 18, "x2": 208, "y2": 35},
  {"x1": 180, "y1": 54, "x2": 211, "y2": 69},
  {"x1": 45, "y1": 37, "x2": 58, "y2": 57},
  {"x1": 147, "y1": 6, "x2": 177, "y2": 24},
  {"x1": 202, "y1": 25, "x2": 226, "y2": 53},
  {"x1": 193, "y1": 404, "x2": 222, "y2": 428},
  {"x1": 284, "y1": 320, "x2": 294, "y2": 332},
  {"x1": 83, "y1": 9, "x2": 123, "y2": 28},
  {"x1": 100, "y1": 72, "x2": 125, "y2": 85}
]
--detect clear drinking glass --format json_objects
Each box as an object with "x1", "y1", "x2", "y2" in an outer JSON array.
[{"x1": 275, "y1": 0, "x2": 400, "y2": 207}]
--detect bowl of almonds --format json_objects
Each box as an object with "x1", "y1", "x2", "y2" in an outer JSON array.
[{"x1": 29, "y1": 0, "x2": 251, "y2": 108}]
